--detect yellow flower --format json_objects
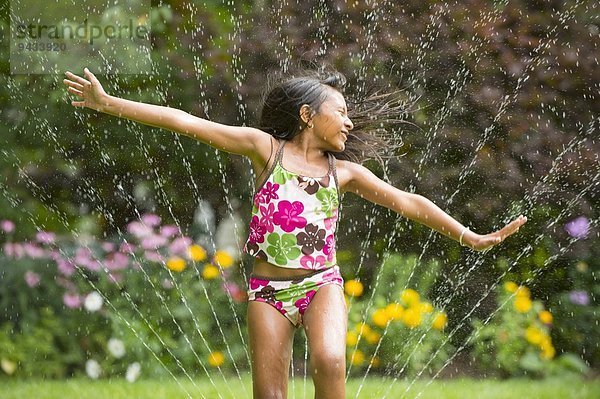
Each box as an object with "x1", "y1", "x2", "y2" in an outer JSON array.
[
  {"x1": 202, "y1": 264, "x2": 220, "y2": 280},
  {"x1": 365, "y1": 330, "x2": 381, "y2": 345},
  {"x1": 514, "y1": 296, "x2": 532, "y2": 313},
  {"x1": 369, "y1": 356, "x2": 381, "y2": 368},
  {"x1": 208, "y1": 351, "x2": 224, "y2": 367},
  {"x1": 400, "y1": 289, "x2": 420, "y2": 306},
  {"x1": 166, "y1": 257, "x2": 186, "y2": 272},
  {"x1": 540, "y1": 338, "x2": 555, "y2": 360},
  {"x1": 515, "y1": 286, "x2": 530, "y2": 298},
  {"x1": 344, "y1": 280, "x2": 364, "y2": 297},
  {"x1": 188, "y1": 245, "x2": 207, "y2": 262},
  {"x1": 538, "y1": 310, "x2": 553, "y2": 324},
  {"x1": 385, "y1": 303, "x2": 404, "y2": 321},
  {"x1": 402, "y1": 307, "x2": 422, "y2": 328},
  {"x1": 525, "y1": 326, "x2": 543, "y2": 345},
  {"x1": 214, "y1": 250, "x2": 234, "y2": 268},
  {"x1": 432, "y1": 312, "x2": 447, "y2": 330},
  {"x1": 346, "y1": 331, "x2": 358, "y2": 346},
  {"x1": 504, "y1": 281, "x2": 518, "y2": 293},
  {"x1": 419, "y1": 302, "x2": 433, "y2": 314},
  {"x1": 349, "y1": 350, "x2": 365, "y2": 366},
  {"x1": 372, "y1": 309, "x2": 390, "y2": 328},
  {"x1": 354, "y1": 322, "x2": 372, "y2": 336}
]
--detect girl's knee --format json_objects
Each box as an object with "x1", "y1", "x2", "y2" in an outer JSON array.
[{"x1": 311, "y1": 351, "x2": 346, "y2": 378}]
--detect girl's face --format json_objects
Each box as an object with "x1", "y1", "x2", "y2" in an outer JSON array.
[{"x1": 311, "y1": 89, "x2": 354, "y2": 152}]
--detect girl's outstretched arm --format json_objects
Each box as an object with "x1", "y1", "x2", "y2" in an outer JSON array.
[
  {"x1": 339, "y1": 161, "x2": 527, "y2": 252},
  {"x1": 63, "y1": 68, "x2": 270, "y2": 160}
]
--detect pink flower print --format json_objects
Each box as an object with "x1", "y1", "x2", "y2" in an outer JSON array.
[
  {"x1": 248, "y1": 215, "x2": 267, "y2": 244},
  {"x1": 274, "y1": 301, "x2": 286, "y2": 314},
  {"x1": 273, "y1": 201, "x2": 307, "y2": 233},
  {"x1": 259, "y1": 203, "x2": 276, "y2": 233},
  {"x1": 249, "y1": 277, "x2": 270, "y2": 290},
  {"x1": 324, "y1": 209, "x2": 338, "y2": 230},
  {"x1": 322, "y1": 268, "x2": 343, "y2": 285},
  {"x1": 324, "y1": 235, "x2": 336, "y2": 262},
  {"x1": 295, "y1": 290, "x2": 316, "y2": 315},
  {"x1": 300, "y1": 255, "x2": 327, "y2": 270},
  {"x1": 254, "y1": 182, "x2": 280, "y2": 207}
]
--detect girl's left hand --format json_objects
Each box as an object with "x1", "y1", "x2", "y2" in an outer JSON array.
[{"x1": 467, "y1": 215, "x2": 528, "y2": 251}]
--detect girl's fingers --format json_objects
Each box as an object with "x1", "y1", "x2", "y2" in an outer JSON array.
[
  {"x1": 71, "y1": 100, "x2": 85, "y2": 107},
  {"x1": 67, "y1": 86, "x2": 83, "y2": 97},
  {"x1": 65, "y1": 71, "x2": 89, "y2": 86},
  {"x1": 64, "y1": 79, "x2": 84, "y2": 91}
]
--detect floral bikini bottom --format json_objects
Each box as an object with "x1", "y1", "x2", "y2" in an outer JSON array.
[{"x1": 247, "y1": 266, "x2": 344, "y2": 327}]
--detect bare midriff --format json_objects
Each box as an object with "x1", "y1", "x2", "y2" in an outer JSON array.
[{"x1": 252, "y1": 258, "x2": 318, "y2": 279}]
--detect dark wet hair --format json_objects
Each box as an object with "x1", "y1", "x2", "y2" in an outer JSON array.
[{"x1": 258, "y1": 67, "x2": 413, "y2": 165}]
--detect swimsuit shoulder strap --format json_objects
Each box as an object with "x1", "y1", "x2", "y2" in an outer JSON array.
[
  {"x1": 328, "y1": 152, "x2": 342, "y2": 203},
  {"x1": 254, "y1": 138, "x2": 286, "y2": 195}
]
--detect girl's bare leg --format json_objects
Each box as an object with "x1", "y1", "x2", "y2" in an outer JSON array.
[
  {"x1": 303, "y1": 284, "x2": 348, "y2": 399},
  {"x1": 247, "y1": 301, "x2": 296, "y2": 399}
]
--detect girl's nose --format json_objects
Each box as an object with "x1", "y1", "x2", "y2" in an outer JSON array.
[{"x1": 345, "y1": 117, "x2": 354, "y2": 131}]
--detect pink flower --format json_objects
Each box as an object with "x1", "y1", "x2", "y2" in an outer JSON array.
[
  {"x1": 104, "y1": 252, "x2": 129, "y2": 270},
  {"x1": 23, "y1": 242, "x2": 46, "y2": 259},
  {"x1": 169, "y1": 236, "x2": 192, "y2": 256},
  {"x1": 119, "y1": 243, "x2": 136, "y2": 253},
  {"x1": 63, "y1": 293, "x2": 82, "y2": 309},
  {"x1": 160, "y1": 225, "x2": 180, "y2": 237},
  {"x1": 25, "y1": 271, "x2": 41, "y2": 288},
  {"x1": 127, "y1": 221, "x2": 153, "y2": 238},
  {"x1": 300, "y1": 255, "x2": 327, "y2": 270},
  {"x1": 144, "y1": 251, "x2": 164, "y2": 263},
  {"x1": 248, "y1": 216, "x2": 266, "y2": 244},
  {"x1": 57, "y1": 258, "x2": 76, "y2": 277},
  {"x1": 259, "y1": 203, "x2": 276, "y2": 233},
  {"x1": 3, "y1": 243, "x2": 24, "y2": 259},
  {"x1": 101, "y1": 242, "x2": 116, "y2": 252},
  {"x1": 140, "y1": 234, "x2": 168, "y2": 250},
  {"x1": 141, "y1": 214, "x2": 161, "y2": 227},
  {"x1": 35, "y1": 231, "x2": 56, "y2": 245},
  {"x1": 273, "y1": 201, "x2": 307, "y2": 232},
  {"x1": 0, "y1": 220, "x2": 15, "y2": 233},
  {"x1": 295, "y1": 290, "x2": 316, "y2": 315},
  {"x1": 75, "y1": 247, "x2": 101, "y2": 271}
]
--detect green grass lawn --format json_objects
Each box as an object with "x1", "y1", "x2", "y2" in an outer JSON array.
[{"x1": 1, "y1": 376, "x2": 599, "y2": 398}]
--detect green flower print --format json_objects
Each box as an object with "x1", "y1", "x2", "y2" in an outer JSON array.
[
  {"x1": 275, "y1": 281, "x2": 318, "y2": 303},
  {"x1": 273, "y1": 166, "x2": 296, "y2": 185},
  {"x1": 266, "y1": 232, "x2": 301, "y2": 265},
  {"x1": 316, "y1": 187, "x2": 339, "y2": 217}
]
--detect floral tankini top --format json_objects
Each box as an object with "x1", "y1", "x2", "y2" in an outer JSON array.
[{"x1": 244, "y1": 139, "x2": 341, "y2": 270}]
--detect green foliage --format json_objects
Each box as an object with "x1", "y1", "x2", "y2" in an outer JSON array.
[
  {"x1": 343, "y1": 252, "x2": 452, "y2": 377},
  {"x1": 469, "y1": 282, "x2": 589, "y2": 378}
]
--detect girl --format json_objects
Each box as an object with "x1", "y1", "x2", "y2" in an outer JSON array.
[{"x1": 64, "y1": 67, "x2": 527, "y2": 399}]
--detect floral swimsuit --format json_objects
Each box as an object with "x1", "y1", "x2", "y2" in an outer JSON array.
[{"x1": 244, "y1": 139, "x2": 344, "y2": 327}]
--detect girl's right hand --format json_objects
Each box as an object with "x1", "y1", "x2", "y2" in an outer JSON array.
[{"x1": 63, "y1": 68, "x2": 109, "y2": 112}]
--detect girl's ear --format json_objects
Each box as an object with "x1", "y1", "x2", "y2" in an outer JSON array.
[{"x1": 299, "y1": 104, "x2": 313, "y2": 124}]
